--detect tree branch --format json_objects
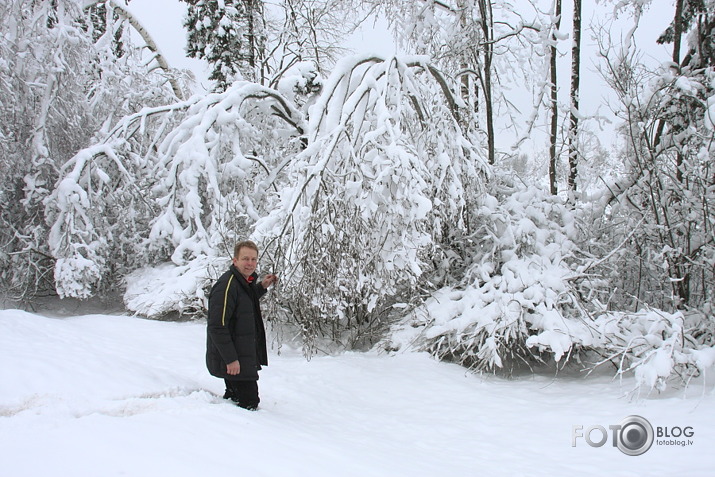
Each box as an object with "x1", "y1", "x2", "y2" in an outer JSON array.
[{"x1": 84, "y1": 0, "x2": 184, "y2": 100}]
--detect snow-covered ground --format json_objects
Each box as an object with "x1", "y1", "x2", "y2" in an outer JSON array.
[{"x1": 1, "y1": 308, "x2": 713, "y2": 477}]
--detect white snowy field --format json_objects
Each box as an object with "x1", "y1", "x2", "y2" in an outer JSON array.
[{"x1": 1, "y1": 309, "x2": 713, "y2": 477}]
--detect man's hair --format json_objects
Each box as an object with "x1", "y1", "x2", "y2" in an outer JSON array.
[{"x1": 234, "y1": 240, "x2": 259, "y2": 258}]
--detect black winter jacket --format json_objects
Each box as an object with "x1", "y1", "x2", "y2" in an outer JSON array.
[{"x1": 206, "y1": 265, "x2": 268, "y2": 381}]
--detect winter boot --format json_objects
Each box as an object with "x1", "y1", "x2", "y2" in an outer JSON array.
[{"x1": 222, "y1": 388, "x2": 238, "y2": 402}]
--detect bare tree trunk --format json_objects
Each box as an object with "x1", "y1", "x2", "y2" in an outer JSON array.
[
  {"x1": 457, "y1": 0, "x2": 473, "y2": 117},
  {"x1": 567, "y1": 0, "x2": 581, "y2": 192},
  {"x1": 672, "y1": 0, "x2": 684, "y2": 64},
  {"x1": 672, "y1": 0, "x2": 684, "y2": 183},
  {"x1": 245, "y1": 0, "x2": 257, "y2": 70},
  {"x1": 549, "y1": 0, "x2": 562, "y2": 195},
  {"x1": 671, "y1": 0, "x2": 687, "y2": 305},
  {"x1": 241, "y1": 0, "x2": 264, "y2": 83},
  {"x1": 476, "y1": 0, "x2": 495, "y2": 165}
]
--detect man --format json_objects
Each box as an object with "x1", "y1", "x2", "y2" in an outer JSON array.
[{"x1": 206, "y1": 240, "x2": 278, "y2": 410}]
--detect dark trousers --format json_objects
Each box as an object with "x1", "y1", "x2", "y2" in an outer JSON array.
[{"x1": 224, "y1": 379, "x2": 260, "y2": 410}]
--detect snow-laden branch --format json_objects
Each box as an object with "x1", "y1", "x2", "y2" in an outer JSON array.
[
  {"x1": 310, "y1": 54, "x2": 464, "y2": 138},
  {"x1": 84, "y1": 0, "x2": 184, "y2": 99},
  {"x1": 104, "y1": 96, "x2": 204, "y2": 141},
  {"x1": 149, "y1": 81, "x2": 306, "y2": 264},
  {"x1": 261, "y1": 54, "x2": 479, "y2": 247}
]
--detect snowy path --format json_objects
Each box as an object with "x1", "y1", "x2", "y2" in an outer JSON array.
[{"x1": 1, "y1": 309, "x2": 713, "y2": 476}]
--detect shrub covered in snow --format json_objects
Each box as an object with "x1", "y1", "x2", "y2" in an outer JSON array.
[
  {"x1": 383, "y1": 176, "x2": 596, "y2": 373},
  {"x1": 383, "y1": 174, "x2": 715, "y2": 393},
  {"x1": 588, "y1": 308, "x2": 715, "y2": 396}
]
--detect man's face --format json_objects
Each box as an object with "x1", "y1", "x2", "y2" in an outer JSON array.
[{"x1": 233, "y1": 247, "x2": 258, "y2": 278}]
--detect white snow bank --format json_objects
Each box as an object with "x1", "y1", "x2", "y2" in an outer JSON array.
[{"x1": 1, "y1": 309, "x2": 714, "y2": 477}]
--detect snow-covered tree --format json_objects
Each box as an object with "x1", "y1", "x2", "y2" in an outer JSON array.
[
  {"x1": 147, "y1": 82, "x2": 305, "y2": 265},
  {"x1": 181, "y1": 0, "x2": 267, "y2": 89},
  {"x1": 6, "y1": 0, "x2": 712, "y2": 396},
  {"x1": 252, "y1": 55, "x2": 489, "y2": 352},
  {"x1": 0, "y1": 0, "x2": 183, "y2": 300},
  {"x1": 382, "y1": 175, "x2": 597, "y2": 373},
  {"x1": 370, "y1": 0, "x2": 715, "y2": 389},
  {"x1": 50, "y1": 48, "x2": 488, "y2": 332}
]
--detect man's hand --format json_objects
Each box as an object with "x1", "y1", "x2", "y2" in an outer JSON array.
[
  {"x1": 261, "y1": 274, "x2": 279, "y2": 289},
  {"x1": 227, "y1": 360, "x2": 240, "y2": 375}
]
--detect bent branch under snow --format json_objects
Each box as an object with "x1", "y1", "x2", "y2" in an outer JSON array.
[{"x1": 84, "y1": 0, "x2": 184, "y2": 100}]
